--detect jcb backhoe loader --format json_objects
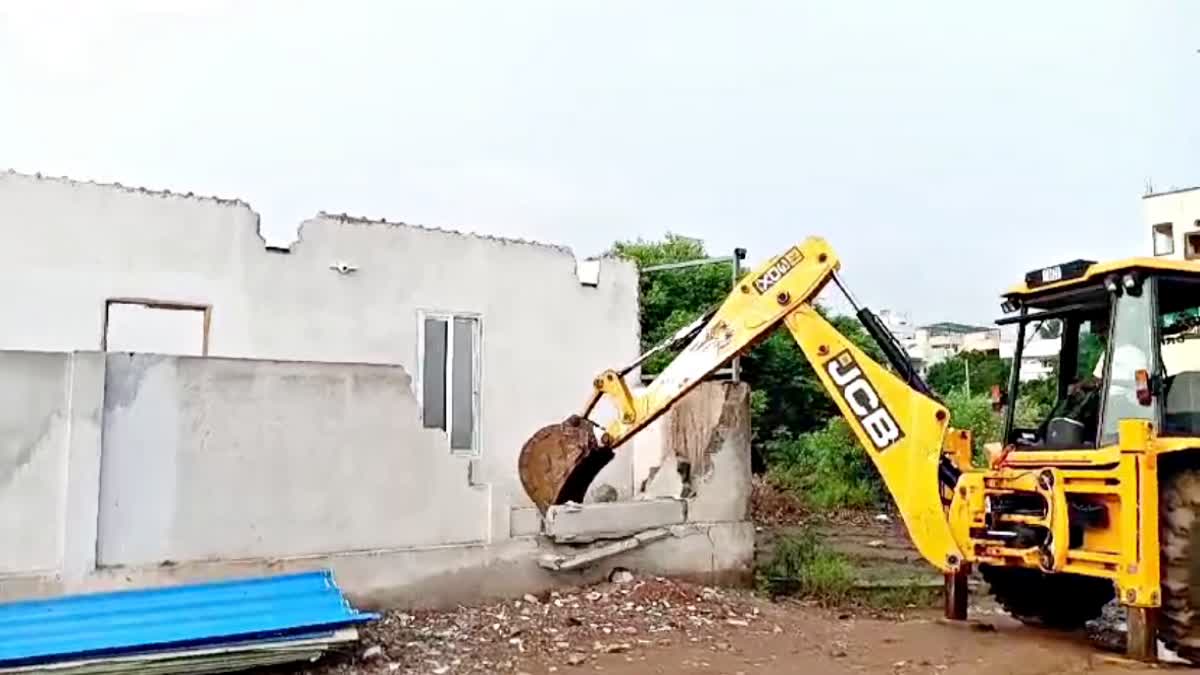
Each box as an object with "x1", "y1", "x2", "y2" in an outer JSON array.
[{"x1": 517, "y1": 237, "x2": 1200, "y2": 663}]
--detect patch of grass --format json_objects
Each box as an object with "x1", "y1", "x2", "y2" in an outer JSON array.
[
  {"x1": 853, "y1": 585, "x2": 942, "y2": 611},
  {"x1": 769, "y1": 466, "x2": 880, "y2": 511},
  {"x1": 757, "y1": 530, "x2": 944, "y2": 611},
  {"x1": 756, "y1": 529, "x2": 855, "y2": 602}
]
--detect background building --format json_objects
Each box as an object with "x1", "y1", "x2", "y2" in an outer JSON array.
[
  {"x1": 1146, "y1": 186, "x2": 1200, "y2": 260},
  {"x1": 999, "y1": 327, "x2": 1061, "y2": 382},
  {"x1": 880, "y1": 311, "x2": 1004, "y2": 374}
]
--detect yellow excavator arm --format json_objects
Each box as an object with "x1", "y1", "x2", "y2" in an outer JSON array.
[{"x1": 518, "y1": 236, "x2": 966, "y2": 572}]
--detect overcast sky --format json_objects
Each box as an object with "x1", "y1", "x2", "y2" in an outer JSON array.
[{"x1": 1, "y1": 2, "x2": 1196, "y2": 324}]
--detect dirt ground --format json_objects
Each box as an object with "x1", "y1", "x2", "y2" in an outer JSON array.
[
  {"x1": 277, "y1": 485, "x2": 1200, "y2": 674},
  {"x1": 502, "y1": 606, "x2": 1182, "y2": 675},
  {"x1": 284, "y1": 586, "x2": 1194, "y2": 675}
]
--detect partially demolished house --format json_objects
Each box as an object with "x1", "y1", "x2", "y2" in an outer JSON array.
[{"x1": 0, "y1": 170, "x2": 753, "y2": 608}]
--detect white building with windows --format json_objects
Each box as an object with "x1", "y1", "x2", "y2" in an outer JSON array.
[
  {"x1": 999, "y1": 327, "x2": 1061, "y2": 382},
  {"x1": 0, "y1": 170, "x2": 758, "y2": 609},
  {"x1": 1146, "y1": 186, "x2": 1200, "y2": 260},
  {"x1": 1144, "y1": 184, "x2": 1200, "y2": 378},
  {"x1": 912, "y1": 322, "x2": 1000, "y2": 371},
  {"x1": 878, "y1": 309, "x2": 918, "y2": 351},
  {"x1": 879, "y1": 310, "x2": 1003, "y2": 373}
]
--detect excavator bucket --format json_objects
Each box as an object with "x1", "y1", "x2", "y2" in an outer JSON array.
[{"x1": 518, "y1": 416, "x2": 615, "y2": 513}]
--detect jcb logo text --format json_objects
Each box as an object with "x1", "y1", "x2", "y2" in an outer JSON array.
[
  {"x1": 825, "y1": 351, "x2": 904, "y2": 451},
  {"x1": 752, "y1": 247, "x2": 804, "y2": 294}
]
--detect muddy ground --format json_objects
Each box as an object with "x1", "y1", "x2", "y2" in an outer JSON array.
[{"x1": 275, "y1": 486, "x2": 1197, "y2": 674}]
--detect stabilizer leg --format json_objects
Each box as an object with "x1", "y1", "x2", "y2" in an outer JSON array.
[
  {"x1": 943, "y1": 565, "x2": 970, "y2": 621},
  {"x1": 1126, "y1": 606, "x2": 1158, "y2": 662}
]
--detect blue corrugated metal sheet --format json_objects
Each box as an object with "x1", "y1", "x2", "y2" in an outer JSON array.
[{"x1": 0, "y1": 570, "x2": 377, "y2": 667}]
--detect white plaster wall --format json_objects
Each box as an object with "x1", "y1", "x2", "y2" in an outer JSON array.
[
  {"x1": 0, "y1": 352, "x2": 70, "y2": 574},
  {"x1": 631, "y1": 398, "x2": 670, "y2": 495},
  {"x1": 0, "y1": 171, "x2": 641, "y2": 509},
  {"x1": 98, "y1": 353, "x2": 492, "y2": 566},
  {"x1": 0, "y1": 350, "x2": 754, "y2": 608},
  {"x1": 1, "y1": 521, "x2": 756, "y2": 609}
]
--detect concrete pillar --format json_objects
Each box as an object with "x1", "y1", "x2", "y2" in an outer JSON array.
[
  {"x1": 682, "y1": 382, "x2": 751, "y2": 523},
  {"x1": 61, "y1": 352, "x2": 106, "y2": 582}
]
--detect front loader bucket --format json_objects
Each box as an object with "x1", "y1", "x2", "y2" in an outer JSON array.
[{"x1": 518, "y1": 416, "x2": 614, "y2": 513}]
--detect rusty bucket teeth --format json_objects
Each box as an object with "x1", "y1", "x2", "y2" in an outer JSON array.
[{"x1": 518, "y1": 416, "x2": 614, "y2": 513}]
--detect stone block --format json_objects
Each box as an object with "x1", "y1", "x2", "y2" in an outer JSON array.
[{"x1": 544, "y1": 499, "x2": 686, "y2": 543}]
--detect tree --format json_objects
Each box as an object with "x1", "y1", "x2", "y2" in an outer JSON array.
[
  {"x1": 738, "y1": 308, "x2": 885, "y2": 444},
  {"x1": 1015, "y1": 375, "x2": 1058, "y2": 426},
  {"x1": 609, "y1": 234, "x2": 733, "y2": 373},
  {"x1": 609, "y1": 234, "x2": 886, "y2": 470},
  {"x1": 926, "y1": 351, "x2": 1010, "y2": 397}
]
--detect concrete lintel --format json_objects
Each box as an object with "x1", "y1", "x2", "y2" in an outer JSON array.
[{"x1": 544, "y1": 499, "x2": 686, "y2": 543}]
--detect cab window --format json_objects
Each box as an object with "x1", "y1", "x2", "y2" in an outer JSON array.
[
  {"x1": 1097, "y1": 287, "x2": 1154, "y2": 446},
  {"x1": 1006, "y1": 305, "x2": 1109, "y2": 449},
  {"x1": 1158, "y1": 277, "x2": 1200, "y2": 436}
]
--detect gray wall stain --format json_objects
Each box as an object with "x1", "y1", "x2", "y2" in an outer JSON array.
[
  {"x1": 0, "y1": 412, "x2": 57, "y2": 488},
  {"x1": 102, "y1": 353, "x2": 165, "y2": 410}
]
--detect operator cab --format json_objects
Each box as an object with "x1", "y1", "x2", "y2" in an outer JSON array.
[{"x1": 998, "y1": 258, "x2": 1200, "y2": 450}]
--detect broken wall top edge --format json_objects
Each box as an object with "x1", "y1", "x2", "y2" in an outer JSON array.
[
  {"x1": 1, "y1": 168, "x2": 637, "y2": 269},
  {"x1": 315, "y1": 211, "x2": 577, "y2": 256}
]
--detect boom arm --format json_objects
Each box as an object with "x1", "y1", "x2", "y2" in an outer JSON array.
[
  {"x1": 584, "y1": 238, "x2": 836, "y2": 447},
  {"x1": 567, "y1": 237, "x2": 965, "y2": 571}
]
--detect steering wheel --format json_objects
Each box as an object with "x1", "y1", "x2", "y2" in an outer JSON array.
[{"x1": 1020, "y1": 384, "x2": 1099, "y2": 447}]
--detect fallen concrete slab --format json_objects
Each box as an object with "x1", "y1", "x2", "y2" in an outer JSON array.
[{"x1": 538, "y1": 528, "x2": 672, "y2": 571}]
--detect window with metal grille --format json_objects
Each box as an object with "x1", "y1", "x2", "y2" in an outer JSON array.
[{"x1": 418, "y1": 312, "x2": 481, "y2": 453}]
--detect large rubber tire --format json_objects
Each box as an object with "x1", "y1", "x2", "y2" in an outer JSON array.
[
  {"x1": 979, "y1": 564, "x2": 1114, "y2": 629},
  {"x1": 1159, "y1": 467, "x2": 1200, "y2": 662}
]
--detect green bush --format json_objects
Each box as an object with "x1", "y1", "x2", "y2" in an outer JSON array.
[
  {"x1": 757, "y1": 530, "x2": 855, "y2": 601},
  {"x1": 765, "y1": 418, "x2": 883, "y2": 510},
  {"x1": 943, "y1": 390, "x2": 1001, "y2": 466},
  {"x1": 766, "y1": 390, "x2": 1014, "y2": 508},
  {"x1": 1014, "y1": 376, "x2": 1057, "y2": 426}
]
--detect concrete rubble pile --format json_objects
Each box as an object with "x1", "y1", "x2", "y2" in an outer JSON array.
[{"x1": 281, "y1": 573, "x2": 772, "y2": 674}]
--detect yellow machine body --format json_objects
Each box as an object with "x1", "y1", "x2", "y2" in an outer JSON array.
[{"x1": 517, "y1": 237, "x2": 1200, "y2": 661}]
